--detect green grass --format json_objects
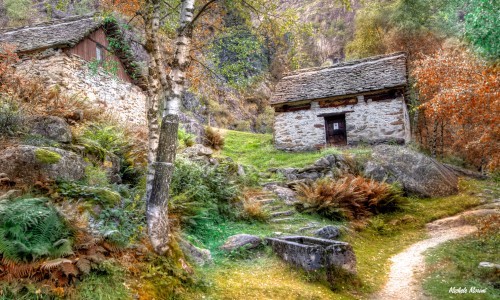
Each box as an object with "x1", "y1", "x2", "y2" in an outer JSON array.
[
  {"x1": 219, "y1": 130, "x2": 371, "y2": 171},
  {"x1": 182, "y1": 179, "x2": 485, "y2": 298},
  {"x1": 422, "y1": 232, "x2": 500, "y2": 299},
  {"x1": 348, "y1": 181, "x2": 483, "y2": 295},
  {"x1": 72, "y1": 261, "x2": 132, "y2": 300},
  {"x1": 187, "y1": 255, "x2": 355, "y2": 300}
]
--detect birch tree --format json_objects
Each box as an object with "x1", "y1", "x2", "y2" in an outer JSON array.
[{"x1": 105, "y1": 0, "x2": 311, "y2": 254}]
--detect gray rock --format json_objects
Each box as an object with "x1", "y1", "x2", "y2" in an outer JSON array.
[
  {"x1": 264, "y1": 184, "x2": 298, "y2": 205},
  {"x1": 182, "y1": 144, "x2": 213, "y2": 160},
  {"x1": 266, "y1": 236, "x2": 357, "y2": 277},
  {"x1": 0, "y1": 145, "x2": 88, "y2": 185},
  {"x1": 314, "y1": 225, "x2": 341, "y2": 239},
  {"x1": 478, "y1": 262, "x2": 500, "y2": 269},
  {"x1": 220, "y1": 234, "x2": 262, "y2": 251},
  {"x1": 364, "y1": 145, "x2": 458, "y2": 197},
  {"x1": 237, "y1": 164, "x2": 246, "y2": 177},
  {"x1": 178, "y1": 239, "x2": 212, "y2": 266},
  {"x1": 28, "y1": 116, "x2": 72, "y2": 143}
]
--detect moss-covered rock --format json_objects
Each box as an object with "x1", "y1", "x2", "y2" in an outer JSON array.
[
  {"x1": 35, "y1": 148, "x2": 62, "y2": 164},
  {"x1": 0, "y1": 146, "x2": 88, "y2": 186},
  {"x1": 86, "y1": 187, "x2": 121, "y2": 207}
]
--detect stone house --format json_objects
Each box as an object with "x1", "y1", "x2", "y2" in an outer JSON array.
[
  {"x1": 271, "y1": 52, "x2": 410, "y2": 151},
  {"x1": 0, "y1": 15, "x2": 148, "y2": 125}
]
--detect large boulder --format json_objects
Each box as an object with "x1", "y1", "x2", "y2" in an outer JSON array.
[
  {"x1": 178, "y1": 238, "x2": 212, "y2": 266},
  {"x1": 364, "y1": 145, "x2": 458, "y2": 197},
  {"x1": 181, "y1": 144, "x2": 213, "y2": 161},
  {"x1": 28, "y1": 116, "x2": 72, "y2": 143},
  {"x1": 0, "y1": 146, "x2": 88, "y2": 185},
  {"x1": 220, "y1": 234, "x2": 262, "y2": 252}
]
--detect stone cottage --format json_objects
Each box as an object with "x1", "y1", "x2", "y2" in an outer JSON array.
[
  {"x1": 271, "y1": 52, "x2": 410, "y2": 151},
  {"x1": 0, "y1": 15, "x2": 148, "y2": 125}
]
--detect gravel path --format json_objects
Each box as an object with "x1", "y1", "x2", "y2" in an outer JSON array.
[{"x1": 372, "y1": 203, "x2": 499, "y2": 300}]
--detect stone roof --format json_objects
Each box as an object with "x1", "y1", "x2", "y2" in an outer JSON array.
[
  {"x1": 271, "y1": 52, "x2": 408, "y2": 105},
  {"x1": 0, "y1": 15, "x2": 148, "y2": 89},
  {"x1": 0, "y1": 15, "x2": 101, "y2": 52}
]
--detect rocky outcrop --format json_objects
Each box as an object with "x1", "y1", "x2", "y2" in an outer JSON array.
[
  {"x1": 364, "y1": 145, "x2": 458, "y2": 197},
  {"x1": 27, "y1": 116, "x2": 72, "y2": 143},
  {"x1": 220, "y1": 234, "x2": 262, "y2": 252},
  {"x1": 0, "y1": 146, "x2": 88, "y2": 185}
]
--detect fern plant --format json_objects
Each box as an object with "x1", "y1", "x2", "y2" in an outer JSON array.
[{"x1": 0, "y1": 198, "x2": 73, "y2": 262}]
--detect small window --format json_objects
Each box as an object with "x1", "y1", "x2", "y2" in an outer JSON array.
[{"x1": 96, "y1": 45, "x2": 103, "y2": 62}]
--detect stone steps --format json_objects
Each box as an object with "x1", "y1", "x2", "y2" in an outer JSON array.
[
  {"x1": 270, "y1": 217, "x2": 305, "y2": 223},
  {"x1": 264, "y1": 204, "x2": 284, "y2": 212},
  {"x1": 257, "y1": 199, "x2": 277, "y2": 205},
  {"x1": 270, "y1": 210, "x2": 295, "y2": 218},
  {"x1": 295, "y1": 225, "x2": 319, "y2": 233}
]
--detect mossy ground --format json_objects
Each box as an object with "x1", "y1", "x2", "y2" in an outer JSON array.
[
  {"x1": 184, "y1": 130, "x2": 488, "y2": 299},
  {"x1": 219, "y1": 130, "x2": 371, "y2": 171}
]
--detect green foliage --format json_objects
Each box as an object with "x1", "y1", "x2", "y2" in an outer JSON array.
[
  {"x1": 84, "y1": 165, "x2": 110, "y2": 187},
  {"x1": 35, "y1": 148, "x2": 62, "y2": 164},
  {"x1": 169, "y1": 158, "x2": 239, "y2": 230},
  {"x1": 209, "y1": 27, "x2": 268, "y2": 88},
  {"x1": 255, "y1": 106, "x2": 274, "y2": 134},
  {"x1": 4, "y1": 0, "x2": 32, "y2": 23},
  {"x1": 78, "y1": 124, "x2": 130, "y2": 158},
  {"x1": 423, "y1": 230, "x2": 500, "y2": 299},
  {"x1": 77, "y1": 122, "x2": 145, "y2": 185},
  {"x1": 56, "y1": 181, "x2": 145, "y2": 247},
  {"x1": 178, "y1": 128, "x2": 196, "y2": 148},
  {"x1": 345, "y1": 1, "x2": 390, "y2": 59},
  {"x1": 141, "y1": 247, "x2": 202, "y2": 299},
  {"x1": 221, "y1": 129, "x2": 354, "y2": 171},
  {"x1": 87, "y1": 59, "x2": 119, "y2": 78},
  {"x1": 0, "y1": 198, "x2": 73, "y2": 262},
  {"x1": 0, "y1": 96, "x2": 23, "y2": 137},
  {"x1": 55, "y1": 0, "x2": 70, "y2": 11},
  {"x1": 465, "y1": 0, "x2": 500, "y2": 60},
  {"x1": 235, "y1": 120, "x2": 251, "y2": 132},
  {"x1": 73, "y1": 260, "x2": 132, "y2": 300},
  {"x1": 22, "y1": 134, "x2": 60, "y2": 147},
  {"x1": 57, "y1": 181, "x2": 121, "y2": 207}
]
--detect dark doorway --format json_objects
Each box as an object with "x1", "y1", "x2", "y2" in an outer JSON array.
[{"x1": 325, "y1": 115, "x2": 347, "y2": 146}]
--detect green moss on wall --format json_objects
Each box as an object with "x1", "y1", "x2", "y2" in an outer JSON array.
[{"x1": 35, "y1": 148, "x2": 62, "y2": 164}]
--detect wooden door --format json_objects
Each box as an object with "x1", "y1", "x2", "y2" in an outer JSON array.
[{"x1": 325, "y1": 115, "x2": 347, "y2": 146}]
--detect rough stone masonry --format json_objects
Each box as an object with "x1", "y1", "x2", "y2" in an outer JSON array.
[
  {"x1": 274, "y1": 95, "x2": 410, "y2": 150},
  {"x1": 271, "y1": 52, "x2": 411, "y2": 151}
]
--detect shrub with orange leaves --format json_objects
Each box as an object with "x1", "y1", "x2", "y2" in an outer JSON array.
[
  {"x1": 413, "y1": 48, "x2": 500, "y2": 171},
  {"x1": 295, "y1": 175, "x2": 405, "y2": 220}
]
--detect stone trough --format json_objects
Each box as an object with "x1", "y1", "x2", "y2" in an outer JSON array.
[{"x1": 266, "y1": 236, "x2": 357, "y2": 285}]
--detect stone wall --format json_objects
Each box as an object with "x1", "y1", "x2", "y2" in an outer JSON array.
[
  {"x1": 274, "y1": 95, "x2": 410, "y2": 151},
  {"x1": 15, "y1": 52, "x2": 147, "y2": 126}
]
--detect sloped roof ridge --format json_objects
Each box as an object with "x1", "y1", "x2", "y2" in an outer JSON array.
[
  {"x1": 284, "y1": 52, "x2": 407, "y2": 77},
  {"x1": 0, "y1": 14, "x2": 98, "y2": 34}
]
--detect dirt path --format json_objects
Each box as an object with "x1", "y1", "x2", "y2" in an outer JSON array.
[{"x1": 372, "y1": 204, "x2": 499, "y2": 300}]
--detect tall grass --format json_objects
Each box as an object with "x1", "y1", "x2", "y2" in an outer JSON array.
[{"x1": 295, "y1": 176, "x2": 405, "y2": 220}]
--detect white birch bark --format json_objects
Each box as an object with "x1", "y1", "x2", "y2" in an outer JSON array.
[{"x1": 146, "y1": 0, "x2": 196, "y2": 254}]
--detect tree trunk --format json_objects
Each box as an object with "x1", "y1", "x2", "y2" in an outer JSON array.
[{"x1": 146, "y1": 0, "x2": 196, "y2": 254}]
